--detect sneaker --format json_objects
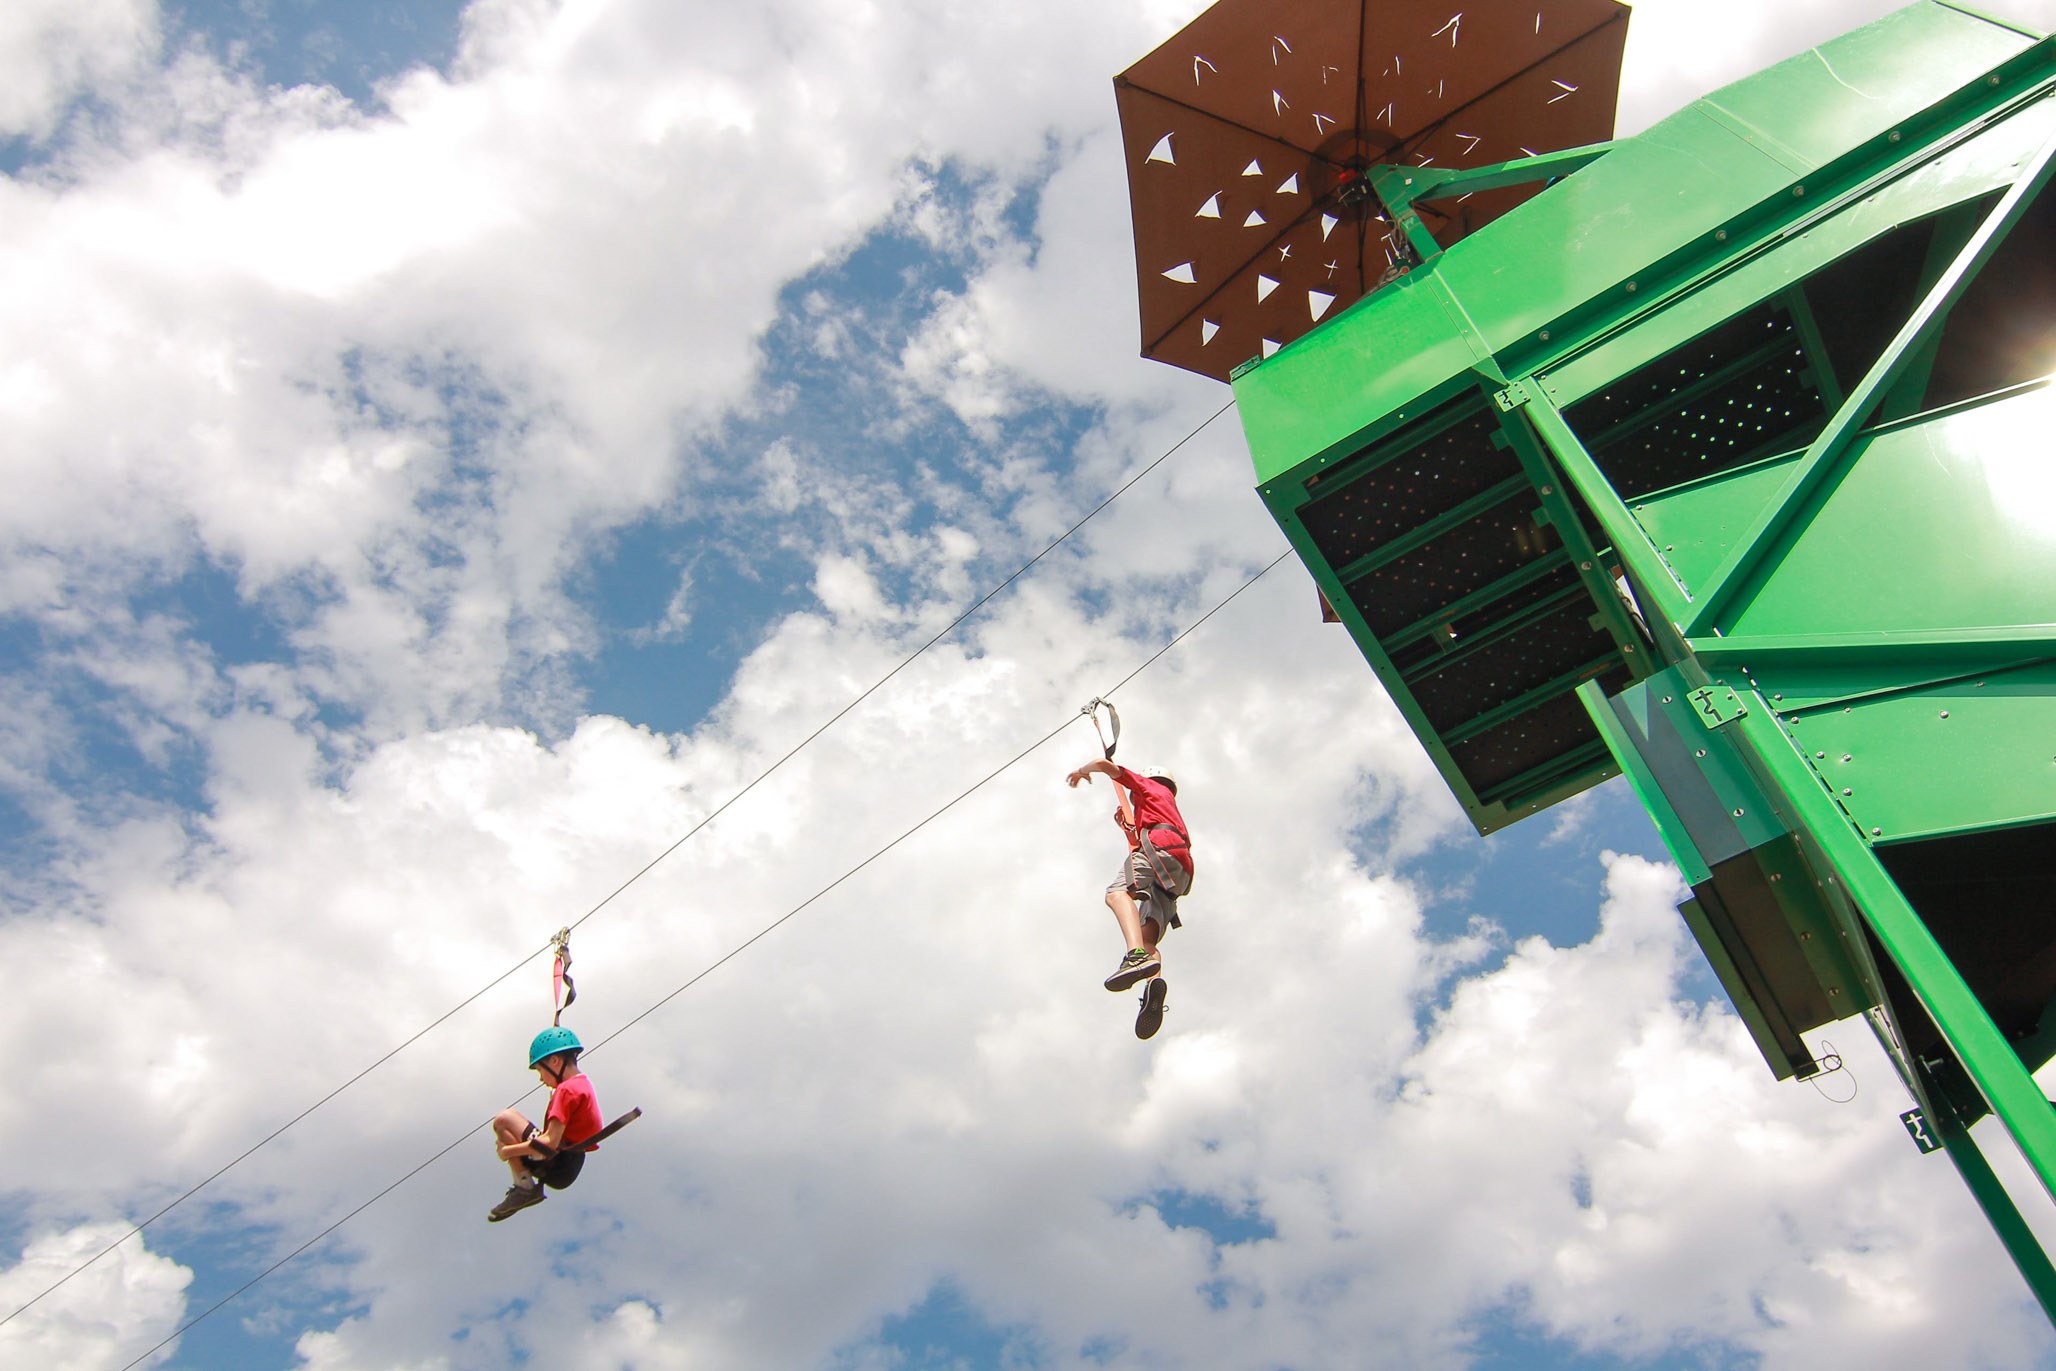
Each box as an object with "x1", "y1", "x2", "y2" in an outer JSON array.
[
  {"x1": 1104, "y1": 947, "x2": 1161, "y2": 992},
  {"x1": 1135, "y1": 977, "x2": 1169, "y2": 1040},
  {"x1": 488, "y1": 1182, "x2": 545, "y2": 1223}
]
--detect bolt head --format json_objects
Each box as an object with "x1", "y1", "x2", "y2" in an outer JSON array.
[
  {"x1": 1539, "y1": 329, "x2": 1550, "y2": 341},
  {"x1": 1939, "y1": 710, "x2": 1949, "y2": 718}
]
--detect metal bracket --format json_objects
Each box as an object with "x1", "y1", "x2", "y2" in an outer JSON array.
[
  {"x1": 1493, "y1": 377, "x2": 1541, "y2": 412},
  {"x1": 1902, "y1": 1107, "x2": 1944, "y2": 1155},
  {"x1": 1688, "y1": 684, "x2": 1750, "y2": 728}
]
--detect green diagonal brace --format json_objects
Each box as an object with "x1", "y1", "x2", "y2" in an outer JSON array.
[
  {"x1": 1503, "y1": 383, "x2": 1695, "y2": 627},
  {"x1": 1685, "y1": 113, "x2": 2056, "y2": 635},
  {"x1": 1727, "y1": 702, "x2": 2056, "y2": 1205},
  {"x1": 1935, "y1": 1109, "x2": 2056, "y2": 1324}
]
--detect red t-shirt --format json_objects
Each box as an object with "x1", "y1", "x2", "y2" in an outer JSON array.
[
  {"x1": 546, "y1": 1072, "x2": 605, "y2": 1150},
  {"x1": 1113, "y1": 767, "x2": 1194, "y2": 874}
]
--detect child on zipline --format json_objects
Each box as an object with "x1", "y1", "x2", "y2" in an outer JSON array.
[
  {"x1": 488, "y1": 1026, "x2": 604, "y2": 1222},
  {"x1": 1066, "y1": 757, "x2": 1194, "y2": 1039}
]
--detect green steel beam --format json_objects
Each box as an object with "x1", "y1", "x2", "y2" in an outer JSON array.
[
  {"x1": 1688, "y1": 626, "x2": 2056, "y2": 667},
  {"x1": 1935, "y1": 1111, "x2": 2056, "y2": 1324},
  {"x1": 1386, "y1": 550, "x2": 1577, "y2": 651},
  {"x1": 1499, "y1": 408, "x2": 1650, "y2": 668},
  {"x1": 1780, "y1": 286, "x2": 1846, "y2": 413},
  {"x1": 1382, "y1": 143, "x2": 1615, "y2": 208},
  {"x1": 1685, "y1": 117, "x2": 2056, "y2": 635},
  {"x1": 1502, "y1": 383, "x2": 1696, "y2": 628},
  {"x1": 1366, "y1": 164, "x2": 1453, "y2": 263},
  {"x1": 1576, "y1": 679, "x2": 1714, "y2": 884},
  {"x1": 1327, "y1": 472, "x2": 1534, "y2": 585},
  {"x1": 1442, "y1": 652, "x2": 1624, "y2": 746},
  {"x1": 1726, "y1": 699, "x2": 2056, "y2": 1205}
]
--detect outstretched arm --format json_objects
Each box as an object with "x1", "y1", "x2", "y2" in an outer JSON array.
[{"x1": 1067, "y1": 758, "x2": 1120, "y2": 788}]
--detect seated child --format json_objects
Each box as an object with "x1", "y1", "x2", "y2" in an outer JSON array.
[{"x1": 487, "y1": 1026, "x2": 603, "y2": 1222}]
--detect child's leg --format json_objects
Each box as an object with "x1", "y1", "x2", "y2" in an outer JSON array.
[
  {"x1": 493, "y1": 1110, "x2": 538, "y2": 1186},
  {"x1": 1104, "y1": 885, "x2": 1147, "y2": 950}
]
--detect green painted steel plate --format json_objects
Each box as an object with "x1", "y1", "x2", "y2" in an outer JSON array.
[
  {"x1": 1633, "y1": 455, "x2": 1802, "y2": 596},
  {"x1": 1785, "y1": 661, "x2": 2056, "y2": 841},
  {"x1": 1729, "y1": 387, "x2": 2056, "y2": 639}
]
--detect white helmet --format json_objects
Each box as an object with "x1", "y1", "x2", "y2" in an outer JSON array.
[{"x1": 1140, "y1": 765, "x2": 1176, "y2": 792}]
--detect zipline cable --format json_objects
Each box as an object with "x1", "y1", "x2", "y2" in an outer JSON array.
[
  {"x1": 116, "y1": 547, "x2": 1294, "y2": 1371},
  {"x1": 1, "y1": 398, "x2": 1234, "y2": 1330}
]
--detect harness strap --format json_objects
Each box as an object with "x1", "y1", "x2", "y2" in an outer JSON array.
[
  {"x1": 1081, "y1": 697, "x2": 1120, "y2": 761},
  {"x1": 550, "y1": 927, "x2": 577, "y2": 1027},
  {"x1": 530, "y1": 1106, "x2": 643, "y2": 1158}
]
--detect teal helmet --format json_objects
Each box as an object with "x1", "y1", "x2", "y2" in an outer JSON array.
[{"x1": 528, "y1": 1025, "x2": 582, "y2": 1067}]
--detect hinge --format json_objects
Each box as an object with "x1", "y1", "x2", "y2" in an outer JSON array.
[
  {"x1": 1493, "y1": 376, "x2": 1541, "y2": 412},
  {"x1": 1687, "y1": 684, "x2": 1749, "y2": 728}
]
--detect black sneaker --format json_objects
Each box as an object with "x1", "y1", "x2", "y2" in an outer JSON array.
[
  {"x1": 488, "y1": 1183, "x2": 545, "y2": 1222},
  {"x1": 1104, "y1": 947, "x2": 1161, "y2": 992},
  {"x1": 1135, "y1": 977, "x2": 1169, "y2": 1039}
]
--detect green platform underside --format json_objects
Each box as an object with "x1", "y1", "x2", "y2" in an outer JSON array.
[{"x1": 1228, "y1": 0, "x2": 2056, "y2": 1322}]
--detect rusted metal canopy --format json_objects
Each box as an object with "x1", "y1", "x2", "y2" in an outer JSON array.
[{"x1": 1115, "y1": 0, "x2": 1631, "y2": 382}]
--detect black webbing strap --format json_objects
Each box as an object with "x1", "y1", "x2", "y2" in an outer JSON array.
[
  {"x1": 1082, "y1": 697, "x2": 1120, "y2": 761},
  {"x1": 531, "y1": 1106, "x2": 643, "y2": 1159}
]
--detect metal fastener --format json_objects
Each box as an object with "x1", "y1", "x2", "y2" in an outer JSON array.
[
  {"x1": 1695, "y1": 749, "x2": 1707, "y2": 758},
  {"x1": 1872, "y1": 827, "x2": 1882, "y2": 836},
  {"x1": 1816, "y1": 751, "x2": 1825, "y2": 759},
  {"x1": 1540, "y1": 485, "x2": 1552, "y2": 495},
  {"x1": 1793, "y1": 185, "x2": 1805, "y2": 197},
  {"x1": 1990, "y1": 74, "x2": 2003, "y2": 85},
  {"x1": 1888, "y1": 130, "x2": 1902, "y2": 142},
  {"x1": 1841, "y1": 754, "x2": 1851, "y2": 762},
  {"x1": 1715, "y1": 229, "x2": 1728, "y2": 241},
  {"x1": 1580, "y1": 561, "x2": 1592, "y2": 570},
  {"x1": 1625, "y1": 280, "x2": 1638, "y2": 292},
  {"x1": 1773, "y1": 694, "x2": 1783, "y2": 701},
  {"x1": 1732, "y1": 808, "x2": 1744, "y2": 817},
  {"x1": 1939, "y1": 710, "x2": 1949, "y2": 718},
  {"x1": 1539, "y1": 329, "x2": 1551, "y2": 341}
]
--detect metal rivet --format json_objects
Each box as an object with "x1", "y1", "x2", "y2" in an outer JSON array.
[
  {"x1": 1793, "y1": 185, "x2": 1805, "y2": 197},
  {"x1": 1695, "y1": 749, "x2": 1707, "y2": 758},
  {"x1": 1939, "y1": 710, "x2": 1949, "y2": 718},
  {"x1": 1872, "y1": 827, "x2": 1883, "y2": 836},
  {"x1": 1830, "y1": 986, "x2": 1841, "y2": 996},
  {"x1": 1662, "y1": 695, "x2": 1673, "y2": 703},
  {"x1": 1841, "y1": 754, "x2": 1851, "y2": 762},
  {"x1": 1888, "y1": 130, "x2": 1902, "y2": 143},
  {"x1": 1540, "y1": 485, "x2": 1552, "y2": 494},
  {"x1": 1732, "y1": 808, "x2": 1745, "y2": 817},
  {"x1": 1816, "y1": 751, "x2": 1825, "y2": 759},
  {"x1": 1842, "y1": 788, "x2": 1853, "y2": 796},
  {"x1": 1625, "y1": 280, "x2": 1638, "y2": 293},
  {"x1": 1580, "y1": 561, "x2": 1592, "y2": 570},
  {"x1": 1773, "y1": 694, "x2": 1783, "y2": 701},
  {"x1": 1715, "y1": 229, "x2": 1728, "y2": 241},
  {"x1": 1990, "y1": 74, "x2": 2003, "y2": 85},
  {"x1": 1538, "y1": 330, "x2": 1551, "y2": 341},
  {"x1": 1664, "y1": 544, "x2": 1674, "y2": 551}
]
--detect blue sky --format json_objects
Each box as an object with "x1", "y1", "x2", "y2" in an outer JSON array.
[{"x1": 4, "y1": 2, "x2": 2056, "y2": 1370}]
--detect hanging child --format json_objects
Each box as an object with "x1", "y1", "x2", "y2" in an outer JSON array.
[
  {"x1": 1065, "y1": 758, "x2": 1194, "y2": 1039},
  {"x1": 487, "y1": 1025, "x2": 604, "y2": 1222}
]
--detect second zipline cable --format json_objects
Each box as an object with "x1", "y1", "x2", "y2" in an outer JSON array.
[
  {"x1": 2, "y1": 398, "x2": 1235, "y2": 1330},
  {"x1": 116, "y1": 546, "x2": 1294, "y2": 1371}
]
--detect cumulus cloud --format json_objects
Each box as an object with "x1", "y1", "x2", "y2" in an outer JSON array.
[{"x1": 0, "y1": 1222, "x2": 190, "y2": 1369}]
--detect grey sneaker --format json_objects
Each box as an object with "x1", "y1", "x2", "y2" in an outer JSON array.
[
  {"x1": 488, "y1": 1183, "x2": 545, "y2": 1222},
  {"x1": 1135, "y1": 977, "x2": 1169, "y2": 1040},
  {"x1": 1104, "y1": 947, "x2": 1161, "y2": 992}
]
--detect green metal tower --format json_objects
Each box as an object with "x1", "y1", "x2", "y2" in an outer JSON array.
[{"x1": 1188, "y1": 0, "x2": 2056, "y2": 1318}]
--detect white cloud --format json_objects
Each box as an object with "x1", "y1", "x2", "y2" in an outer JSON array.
[
  {"x1": 0, "y1": 1223, "x2": 190, "y2": 1370},
  {"x1": 0, "y1": 0, "x2": 156, "y2": 140}
]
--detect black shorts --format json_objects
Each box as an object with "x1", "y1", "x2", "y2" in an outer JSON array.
[{"x1": 519, "y1": 1125, "x2": 587, "y2": 1190}]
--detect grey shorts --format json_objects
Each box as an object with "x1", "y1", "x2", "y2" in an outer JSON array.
[{"x1": 1109, "y1": 851, "x2": 1184, "y2": 933}]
